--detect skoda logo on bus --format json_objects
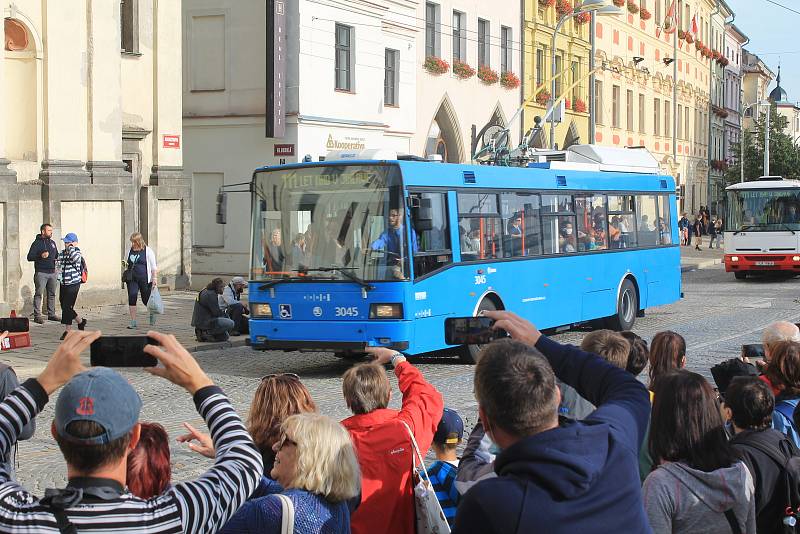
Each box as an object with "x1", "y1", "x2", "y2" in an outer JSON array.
[
  {"x1": 279, "y1": 304, "x2": 292, "y2": 319},
  {"x1": 312, "y1": 306, "x2": 323, "y2": 317}
]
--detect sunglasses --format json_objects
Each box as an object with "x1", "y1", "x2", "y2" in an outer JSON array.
[
  {"x1": 261, "y1": 373, "x2": 300, "y2": 382},
  {"x1": 276, "y1": 433, "x2": 297, "y2": 451}
]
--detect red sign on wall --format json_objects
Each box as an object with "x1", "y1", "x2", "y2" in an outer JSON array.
[
  {"x1": 274, "y1": 144, "x2": 295, "y2": 157},
  {"x1": 163, "y1": 135, "x2": 181, "y2": 149}
]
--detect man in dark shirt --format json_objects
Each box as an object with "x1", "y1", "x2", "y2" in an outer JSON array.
[
  {"x1": 191, "y1": 278, "x2": 235, "y2": 342},
  {"x1": 26, "y1": 224, "x2": 60, "y2": 324}
]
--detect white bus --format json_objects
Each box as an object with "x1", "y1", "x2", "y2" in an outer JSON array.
[{"x1": 725, "y1": 176, "x2": 800, "y2": 279}]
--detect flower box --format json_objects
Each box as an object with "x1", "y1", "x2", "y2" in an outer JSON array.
[
  {"x1": 424, "y1": 56, "x2": 449, "y2": 75},
  {"x1": 695, "y1": 39, "x2": 703, "y2": 51},
  {"x1": 575, "y1": 11, "x2": 591, "y2": 24},
  {"x1": 538, "y1": 0, "x2": 556, "y2": 7},
  {"x1": 573, "y1": 98, "x2": 587, "y2": 113},
  {"x1": 556, "y1": 0, "x2": 572, "y2": 17},
  {"x1": 453, "y1": 60, "x2": 475, "y2": 79},
  {"x1": 640, "y1": 7, "x2": 651, "y2": 20},
  {"x1": 612, "y1": 0, "x2": 625, "y2": 6},
  {"x1": 685, "y1": 33, "x2": 694, "y2": 44},
  {"x1": 478, "y1": 65, "x2": 499, "y2": 85},
  {"x1": 500, "y1": 71, "x2": 521, "y2": 89},
  {"x1": 678, "y1": 30, "x2": 686, "y2": 40},
  {"x1": 627, "y1": 1, "x2": 639, "y2": 14},
  {"x1": 535, "y1": 90, "x2": 551, "y2": 106}
]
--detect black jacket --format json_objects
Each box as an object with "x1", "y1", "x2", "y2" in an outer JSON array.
[
  {"x1": 191, "y1": 288, "x2": 225, "y2": 330},
  {"x1": 730, "y1": 428, "x2": 799, "y2": 534},
  {"x1": 26, "y1": 235, "x2": 58, "y2": 273}
]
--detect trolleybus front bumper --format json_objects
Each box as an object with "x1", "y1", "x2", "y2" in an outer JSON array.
[
  {"x1": 725, "y1": 254, "x2": 800, "y2": 273},
  {"x1": 249, "y1": 319, "x2": 411, "y2": 353}
]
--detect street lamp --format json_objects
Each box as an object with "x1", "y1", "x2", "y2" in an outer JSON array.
[
  {"x1": 551, "y1": 0, "x2": 621, "y2": 149},
  {"x1": 740, "y1": 100, "x2": 770, "y2": 182}
]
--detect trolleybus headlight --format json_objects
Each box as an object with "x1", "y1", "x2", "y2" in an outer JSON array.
[
  {"x1": 793, "y1": 256, "x2": 800, "y2": 262},
  {"x1": 731, "y1": 256, "x2": 739, "y2": 262},
  {"x1": 251, "y1": 303, "x2": 273, "y2": 318},
  {"x1": 370, "y1": 303, "x2": 403, "y2": 319}
]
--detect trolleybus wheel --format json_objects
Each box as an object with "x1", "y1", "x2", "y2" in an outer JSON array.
[
  {"x1": 734, "y1": 271, "x2": 747, "y2": 280},
  {"x1": 459, "y1": 298, "x2": 498, "y2": 364},
  {"x1": 605, "y1": 279, "x2": 638, "y2": 331}
]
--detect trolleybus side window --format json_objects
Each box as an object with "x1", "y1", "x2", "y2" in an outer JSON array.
[
  {"x1": 575, "y1": 195, "x2": 608, "y2": 251},
  {"x1": 410, "y1": 191, "x2": 452, "y2": 278},
  {"x1": 500, "y1": 192, "x2": 542, "y2": 257},
  {"x1": 457, "y1": 192, "x2": 503, "y2": 261},
  {"x1": 658, "y1": 195, "x2": 672, "y2": 245},
  {"x1": 541, "y1": 194, "x2": 576, "y2": 254},
  {"x1": 607, "y1": 195, "x2": 637, "y2": 248},
  {"x1": 636, "y1": 195, "x2": 660, "y2": 246}
]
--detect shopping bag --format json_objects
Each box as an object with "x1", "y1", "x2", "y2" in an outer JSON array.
[
  {"x1": 401, "y1": 421, "x2": 451, "y2": 534},
  {"x1": 147, "y1": 286, "x2": 165, "y2": 315}
]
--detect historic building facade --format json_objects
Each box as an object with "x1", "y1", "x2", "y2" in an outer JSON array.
[
  {"x1": 183, "y1": 0, "x2": 418, "y2": 284},
  {"x1": 769, "y1": 69, "x2": 800, "y2": 147},
  {"x1": 417, "y1": 0, "x2": 522, "y2": 162},
  {"x1": 741, "y1": 50, "x2": 774, "y2": 132},
  {"x1": 523, "y1": 0, "x2": 592, "y2": 150},
  {"x1": 0, "y1": 1, "x2": 188, "y2": 314},
  {"x1": 722, "y1": 24, "x2": 746, "y2": 171}
]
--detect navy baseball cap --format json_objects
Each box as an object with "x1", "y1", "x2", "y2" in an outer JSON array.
[
  {"x1": 62, "y1": 233, "x2": 78, "y2": 243},
  {"x1": 54, "y1": 367, "x2": 142, "y2": 445},
  {"x1": 433, "y1": 408, "x2": 464, "y2": 445}
]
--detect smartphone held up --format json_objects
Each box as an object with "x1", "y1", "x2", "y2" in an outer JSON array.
[
  {"x1": 444, "y1": 317, "x2": 508, "y2": 346},
  {"x1": 90, "y1": 336, "x2": 159, "y2": 368}
]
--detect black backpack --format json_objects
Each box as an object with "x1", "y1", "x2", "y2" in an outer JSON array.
[{"x1": 740, "y1": 436, "x2": 800, "y2": 532}]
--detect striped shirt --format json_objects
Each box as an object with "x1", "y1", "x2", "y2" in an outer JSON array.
[
  {"x1": 421, "y1": 460, "x2": 460, "y2": 527},
  {"x1": 0, "y1": 378, "x2": 263, "y2": 533},
  {"x1": 59, "y1": 246, "x2": 83, "y2": 286}
]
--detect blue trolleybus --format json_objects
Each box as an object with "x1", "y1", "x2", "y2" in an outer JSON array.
[{"x1": 246, "y1": 145, "x2": 681, "y2": 362}]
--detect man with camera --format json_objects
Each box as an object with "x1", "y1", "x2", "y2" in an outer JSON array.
[
  {"x1": 453, "y1": 311, "x2": 651, "y2": 534},
  {"x1": 0, "y1": 330, "x2": 263, "y2": 532}
]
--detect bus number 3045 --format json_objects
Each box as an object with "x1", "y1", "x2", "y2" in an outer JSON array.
[{"x1": 335, "y1": 307, "x2": 359, "y2": 317}]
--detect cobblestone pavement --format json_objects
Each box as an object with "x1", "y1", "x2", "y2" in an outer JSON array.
[{"x1": 10, "y1": 261, "x2": 800, "y2": 493}]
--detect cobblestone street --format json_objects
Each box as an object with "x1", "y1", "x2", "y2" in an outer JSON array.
[{"x1": 10, "y1": 259, "x2": 800, "y2": 493}]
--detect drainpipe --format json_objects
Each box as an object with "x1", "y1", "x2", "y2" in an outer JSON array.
[
  {"x1": 589, "y1": 10, "x2": 596, "y2": 145},
  {"x1": 706, "y1": 0, "x2": 721, "y2": 214},
  {"x1": 520, "y1": 0, "x2": 526, "y2": 145},
  {"x1": 739, "y1": 34, "x2": 749, "y2": 183}
]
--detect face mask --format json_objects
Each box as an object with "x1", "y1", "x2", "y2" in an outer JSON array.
[
  {"x1": 488, "y1": 440, "x2": 503, "y2": 455},
  {"x1": 565, "y1": 229, "x2": 573, "y2": 235}
]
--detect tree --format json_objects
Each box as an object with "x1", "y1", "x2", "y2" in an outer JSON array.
[{"x1": 725, "y1": 103, "x2": 800, "y2": 185}]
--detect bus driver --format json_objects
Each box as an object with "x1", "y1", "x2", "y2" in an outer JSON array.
[{"x1": 370, "y1": 208, "x2": 418, "y2": 259}]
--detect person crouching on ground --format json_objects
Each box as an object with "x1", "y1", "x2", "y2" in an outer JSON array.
[
  {"x1": 220, "y1": 276, "x2": 249, "y2": 336},
  {"x1": 191, "y1": 278, "x2": 235, "y2": 342}
]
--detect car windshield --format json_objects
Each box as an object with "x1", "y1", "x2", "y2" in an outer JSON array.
[
  {"x1": 251, "y1": 164, "x2": 410, "y2": 282},
  {"x1": 727, "y1": 189, "x2": 800, "y2": 231}
]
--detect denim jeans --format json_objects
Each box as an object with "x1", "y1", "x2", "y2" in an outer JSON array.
[
  {"x1": 33, "y1": 271, "x2": 59, "y2": 318},
  {"x1": 206, "y1": 317, "x2": 235, "y2": 335}
]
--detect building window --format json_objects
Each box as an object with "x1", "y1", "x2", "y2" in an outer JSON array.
[
  {"x1": 664, "y1": 100, "x2": 671, "y2": 138},
  {"x1": 121, "y1": 0, "x2": 139, "y2": 54},
  {"x1": 335, "y1": 24, "x2": 353, "y2": 91},
  {"x1": 555, "y1": 54, "x2": 563, "y2": 99},
  {"x1": 639, "y1": 94, "x2": 646, "y2": 133},
  {"x1": 654, "y1": 98, "x2": 661, "y2": 136},
  {"x1": 478, "y1": 19, "x2": 490, "y2": 68},
  {"x1": 536, "y1": 48, "x2": 545, "y2": 86},
  {"x1": 572, "y1": 60, "x2": 580, "y2": 106},
  {"x1": 384, "y1": 49, "x2": 399, "y2": 106},
  {"x1": 612, "y1": 85, "x2": 620, "y2": 128},
  {"x1": 501, "y1": 26, "x2": 512, "y2": 73},
  {"x1": 425, "y1": 3, "x2": 440, "y2": 57},
  {"x1": 626, "y1": 90, "x2": 634, "y2": 131},
  {"x1": 453, "y1": 11, "x2": 466, "y2": 62},
  {"x1": 595, "y1": 80, "x2": 604, "y2": 124},
  {"x1": 677, "y1": 104, "x2": 683, "y2": 139},
  {"x1": 655, "y1": 0, "x2": 661, "y2": 24}
]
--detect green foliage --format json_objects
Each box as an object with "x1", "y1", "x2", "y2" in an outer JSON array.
[{"x1": 725, "y1": 103, "x2": 800, "y2": 185}]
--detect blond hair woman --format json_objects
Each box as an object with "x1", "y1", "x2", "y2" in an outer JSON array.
[
  {"x1": 219, "y1": 413, "x2": 361, "y2": 533},
  {"x1": 124, "y1": 232, "x2": 158, "y2": 329}
]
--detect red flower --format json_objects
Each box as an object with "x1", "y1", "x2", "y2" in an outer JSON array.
[
  {"x1": 423, "y1": 56, "x2": 449, "y2": 75},
  {"x1": 556, "y1": 0, "x2": 572, "y2": 16},
  {"x1": 640, "y1": 7, "x2": 652, "y2": 20},
  {"x1": 575, "y1": 11, "x2": 591, "y2": 24},
  {"x1": 500, "y1": 71, "x2": 521, "y2": 89},
  {"x1": 453, "y1": 60, "x2": 475, "y2": 79},
  {"x1": 477, "y1": 65, "x2": 499, "y2": 85},
  {"x1": 612, "y1": 0, "x2": 625, "y2": 6},
  {"x1": 538, "y1": 0, "x2": 556, "y2": 6},
  {"x1": 574, "y1": 98, "x2": 587, "y2": 113},
  {"x1": 627, "y1": 1, "x2": 639, "y2": 14},
  {"x1": 535, "y1": 90, "x2": 551, "y2": 106},
  {"x1": 685, "y1": 33, "x2": 694, "y2": 44}
]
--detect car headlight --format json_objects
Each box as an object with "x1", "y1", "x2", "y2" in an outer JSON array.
[
  {"x1": 794, "y1": 256, "x2": 800, "y2": 262},
  {"x1": 370, "y1": 303, "x2": 403, "y2": 319},
  {"x1": 251, "y1": 303, "x2": 272, "y2": 318},
  {"x1": 730, "y1": 256, "x2": 739, "y2": 262}
]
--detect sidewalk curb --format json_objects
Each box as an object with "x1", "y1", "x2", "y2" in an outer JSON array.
[
  {"x1": 681, "y1": 258, "x2": 723, "y2": 273},
  {"x1": 187, "y1": 339, "x2": 249, "y2": 353}
]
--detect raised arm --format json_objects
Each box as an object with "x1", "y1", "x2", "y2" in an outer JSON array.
[{"x1": 144, "y1": 332, "x2": 263, "y2": 534}]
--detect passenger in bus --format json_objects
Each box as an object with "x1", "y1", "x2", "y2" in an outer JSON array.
[
  {"x1": 291, "y1": 233, "x2": 308, "y2": 269},
  {"x1": 320, "y1": 217, "x2": 349, "y2": 266},
  {"x1": 609, "y1": 216, "x2": 623, "y2": 249},
  {"x1": 264, "y1": 228, "x2": 285, "y2": 272},
  {"x1": 786, "y1": 205, "x2": 800, "y2": 224},
  {"x1": 640, "y1": 214, "x2": 653, "y2": 232},
  {"x1": 507, "y1": 214, "x2": 523, "y2": 256},
  {"x1": 559, "y1": 222, "x2": 577, "y2": 253},
  {"x1": 459, "y1": 226, "x2": 480, "y2": 260}
]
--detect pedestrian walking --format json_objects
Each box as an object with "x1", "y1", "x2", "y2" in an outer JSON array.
[
  {"x1": 26, "y1": 223, "x2": 60, "y2": 324},
  {"x1": 124, "y1": 232, "x2": 158, "y2": 329},
  {"x1": 693, "y1": 216, "x2": 704, "y2": 251},
  {"x1": 678, "y1": 213, "x2": 690, "y2": 246},
  {"x1": 708, "y1": 217, "x2": 718, "y2": 249},
  {"x1": 715, "y1": 217, "x2": 724, "y2": 249},
  {"x1": 58, "y1": 233, "x2": 86, "y2": 340}
]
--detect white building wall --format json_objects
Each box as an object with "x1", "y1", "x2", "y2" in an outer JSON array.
[{"x1": 414, "y1": 0, "x2": 522, "y2": 162}]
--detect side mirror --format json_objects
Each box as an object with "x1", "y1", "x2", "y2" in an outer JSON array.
[
  {"x1": 216, "y1": 192, "x2": 227, "y2": 225},
  {"x1": 411, "y1": 197, "x2": 434, "y2": 232}
]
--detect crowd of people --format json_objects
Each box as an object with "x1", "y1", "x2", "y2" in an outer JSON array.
[
  {"x1": 2, "y1": 313, "x2": 800, "y2": 533},
  {"x1": 679, "y1": 206, "x2": 723, "y2": 250}
]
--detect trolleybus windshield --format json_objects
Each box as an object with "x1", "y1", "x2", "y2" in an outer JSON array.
[
  {"x1": 251, "y1": 164, "x2": 411, "y2": 282},
  {"x1": 727, "y1": 189, "x2": 800, "y2": 232}
]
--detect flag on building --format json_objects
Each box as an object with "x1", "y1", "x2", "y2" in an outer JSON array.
[
  {"x1": 691, "y1": 15, "x2": 698, "y2": 36},
  {"x1": 656, "y1": 0, "x2": 677, "y2": 38}
]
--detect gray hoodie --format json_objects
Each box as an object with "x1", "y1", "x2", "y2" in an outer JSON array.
[{"x1": 643, "y1": 461, "x2": 756, "y2": 534}]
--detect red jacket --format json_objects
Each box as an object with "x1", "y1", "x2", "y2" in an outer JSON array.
[{"x1": 342, "y1": 361, "x2": 444, "y2": 534}]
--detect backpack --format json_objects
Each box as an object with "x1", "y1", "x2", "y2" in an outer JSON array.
[
  {"x1": 776, "y1": 401, "x2": 800, "y2": 448},
  {"x1": 80, "y1": 257, "x2": 88, "y2": 284},
  {"x1": 740, "y1": 436, "x2": 800, "y2": 532}
]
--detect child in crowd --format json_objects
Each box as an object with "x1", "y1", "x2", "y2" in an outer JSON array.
[{"x1": 423, "y1": 407, "x2": 464, "y2": 528}]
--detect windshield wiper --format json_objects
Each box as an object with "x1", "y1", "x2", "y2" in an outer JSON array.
[
  {"x1": 733, "y1": 224, "x2": 762, "y2": 235},
  {"x1": 303, "y1": 267, "x2": 375, "y2": 291},
  {"x1": 780, "y1": 224, "x2": 797, "y2": 235}
]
